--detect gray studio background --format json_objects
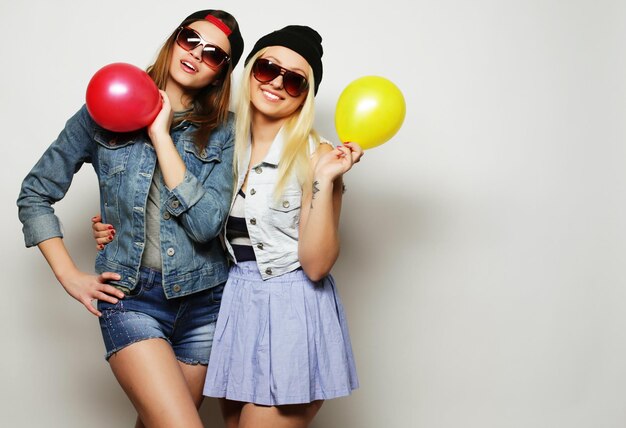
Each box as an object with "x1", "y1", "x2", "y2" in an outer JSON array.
[{"x1": 1, "y1": 0, "x2": 625, "y2": 427}]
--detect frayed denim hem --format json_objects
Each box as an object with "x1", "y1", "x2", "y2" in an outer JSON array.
[
  {"x1": 177, "y1": 357, "x2": 209, "y2": 366},
  {"x1": 104, "y1": 336, "x2": 170, "y2": 361}
]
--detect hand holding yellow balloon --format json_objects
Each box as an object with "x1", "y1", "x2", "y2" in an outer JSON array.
[{"x1": 335, "y1": 76, "x2": 406, "y2": 150}]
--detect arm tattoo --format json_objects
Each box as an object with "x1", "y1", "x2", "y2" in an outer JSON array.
[{"x1": 310, "y1": 180, "x2": 320, "y2": 209}]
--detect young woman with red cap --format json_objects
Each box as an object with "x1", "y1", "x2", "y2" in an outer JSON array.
[{"x1": 18, "y1": 10, "x2": 243, "y2": 428}]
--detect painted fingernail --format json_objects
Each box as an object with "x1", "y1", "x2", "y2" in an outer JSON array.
[
  {"x1": 98, "y1": 244, "x2": 104, "y2": 250},
  {"x1": 111, "y1": 230, "x2": 116, "y2": 236},
  {"x1": 107, "y1": 225, "x2": 114, "y2": 230},
  {"x1": 108, "y1": 236, "x2": 113, "y2": 241}
]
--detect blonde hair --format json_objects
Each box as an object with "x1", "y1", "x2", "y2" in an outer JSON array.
[{"x1": 234, "y1": 49, "x2": 320, "y2": 198}]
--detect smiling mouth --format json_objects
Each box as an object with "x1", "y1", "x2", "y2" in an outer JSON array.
[
  {"x1": 262, "y1": 90, "x2": 282, "y2": 101},
  {"x1": 181, "y1": 60, "x2": 197, "y2": 72}
]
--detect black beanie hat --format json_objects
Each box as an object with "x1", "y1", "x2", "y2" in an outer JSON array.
[
  {"x1": 245, "y1": 25, "x2": 323, "y2": 95},
  {"x1": 181, "y1": 10, "x2": 244, "y2": 68}
]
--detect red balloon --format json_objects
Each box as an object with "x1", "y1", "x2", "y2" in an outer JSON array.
[{"x1": 86, "y1": 63, "x2": 161, "y2": 132}]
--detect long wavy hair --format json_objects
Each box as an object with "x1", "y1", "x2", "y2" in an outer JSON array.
[
  {"x1": 234, "y1": 48, "x2": 319, "y2": 199},
  {"x1": 147, "y1": 10, "x2": 238, "y2": 149}
]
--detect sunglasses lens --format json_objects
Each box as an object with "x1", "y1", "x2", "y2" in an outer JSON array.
[
  {"x1": 253, "y1": 59, "x2": 281, "y2": 83},
  {"x1": 202, "y1": 47, "x2": 227, "y2": 68},
  {"x1": 283, "y1": 73, "x2": 308, "y2": 97},
  {"x1": 176, "y1": 28, "x2": 200, "y2": 51},
  {"x1": 253, "y1": 59, "x2": 309, "y2": 97},
  {"x1": 176, "y1": 27, "x2": 228, "y2": 69}
]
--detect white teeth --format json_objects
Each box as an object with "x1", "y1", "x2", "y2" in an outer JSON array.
[
  {"x1": 263, "y1": 90, "x2": 280, "y2": 100},
  {"x1": 181, "y1": 61, "x2": 196, "y2": 71}
]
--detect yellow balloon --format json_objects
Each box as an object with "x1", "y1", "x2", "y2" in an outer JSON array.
[{"x1": 335, "y1": 76, "x2": 406, "y2": 150}]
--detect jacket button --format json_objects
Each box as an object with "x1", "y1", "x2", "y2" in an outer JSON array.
[
  {"x1": 250, "y1": 218, "x2": 256, "y2": 225},
  {"x1": 171, "y1": 200, "x2": 180, "y2": 209},
  {"x1": 282, "y1": 200, "x2": 290, "y2": 208},
  {"x1": 167, "y1": 247, "x2": 175, "y2": 256},
  {"x1": 265, "y1": 268, "x2": 272, "y2": 275},
  {"x1": 200, "y1": 149, "x2": 208, "y2": 158},
  {"x1": 250, "y1": 188, "x2": 256, "y2": 195},
  {"x1": 163, "y1": 212, "x2": 171, "y2": 220},
  {"x1": 257, "y1": 243, "x2": 264, "y2": 250},
  {"x1": 255, "y1": 166, "x2": 263, "y2": 174},
  {"x1": 173, "y1": 284, "x2": 181, "y2": 292}
]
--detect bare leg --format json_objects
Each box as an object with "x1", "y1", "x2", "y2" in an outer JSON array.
[
  {"x1": 237, "y1": 401, "x2": 323, "y2": 428},
  {"x1": 131, "y1": 361, "x2": 207, "y2": 428},
  {"x1": 178, "y1": 360, "x2": 208, "y2": 408},
  {"x1": 108, "y1": 338, "x2": 203, "y2": 428}
]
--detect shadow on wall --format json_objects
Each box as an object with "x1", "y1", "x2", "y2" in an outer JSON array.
[{"x1": 200, "y1": 398, "x2": 225, "y2": 427}]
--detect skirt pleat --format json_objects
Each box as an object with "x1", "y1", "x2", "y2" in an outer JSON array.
[{"x1": 203, "y1": 261, "x2": 359, "y2": 405}]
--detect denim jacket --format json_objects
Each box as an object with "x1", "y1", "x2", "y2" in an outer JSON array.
[
  {"x1": 17, "y1": 105, "x2": 234, "y2": 298},
  {"x1": 225, "y1": 129, "x2": 331, "y2": 280}
]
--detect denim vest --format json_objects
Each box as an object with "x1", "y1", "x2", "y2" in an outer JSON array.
[
  {"x1": 225, "y1": 129, "x2": 328, "y2": 280},
  {"x1": 18, "y1": 105, "x2": 234, "y2": 298}
]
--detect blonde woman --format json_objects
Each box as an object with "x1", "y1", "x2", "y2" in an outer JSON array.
[{"x1": 204, "y1": 26, "x2": 361, "y2": 427}]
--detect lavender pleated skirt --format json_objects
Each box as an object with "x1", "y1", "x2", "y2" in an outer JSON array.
[{"x1": 203, "y1": 261, "x2": 359, "y2": 406}]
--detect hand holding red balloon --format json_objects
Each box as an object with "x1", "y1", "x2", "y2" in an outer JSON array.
[
  {"x1": 335, "y1": 76, "x2": 406, "y2": 150},
  {"x1": 86, "y1": 63, "x2": 161, "y2": 132},
  {"x1": 146, "y1": 90, "x2": 172, "y2": 142}
]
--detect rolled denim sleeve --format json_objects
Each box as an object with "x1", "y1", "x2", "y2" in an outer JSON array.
[
  {"x1": 164, "y1": 124, "x2": 234, "y2": 244},
  {"x1": 17, "y1": 106, "x2": 94, "y2": 247}
]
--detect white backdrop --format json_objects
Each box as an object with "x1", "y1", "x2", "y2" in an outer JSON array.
[{"x1": 2, "y1": 0, "x2": 626, "y2": 427}]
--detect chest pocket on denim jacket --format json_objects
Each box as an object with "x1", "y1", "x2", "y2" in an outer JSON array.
[
  {"x1": 183, "y1": 140, "x2": 221, "y2": 180},
  {"x1": 266, "y1": 193, "x2": 302, "y2": 236},
  {"x1": 94, "y1": 131, "x2": 136, "y2": 176}
]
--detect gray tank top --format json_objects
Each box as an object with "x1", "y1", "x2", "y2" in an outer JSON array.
[
  {"x1": 140, "y1": 165, "x2": 163, "y2": 271},
  {"x1": 140, "y1": 110, "x2": 191, "y2": 271}
]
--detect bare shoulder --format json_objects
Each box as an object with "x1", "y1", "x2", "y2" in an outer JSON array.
[
  {"x1": 316, "y1": 142, "x2": 334, "y2": 154},
  {"x1": 310, "y1": 142, "x2": 333, "y2": 168},
  {"x1": 314, "y1": 135, "x2": 335, "y2": 154}
]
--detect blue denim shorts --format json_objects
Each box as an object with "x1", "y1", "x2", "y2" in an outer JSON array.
[{"x1": 97, "y1": 267, "x2": 224, "y2": 365}]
